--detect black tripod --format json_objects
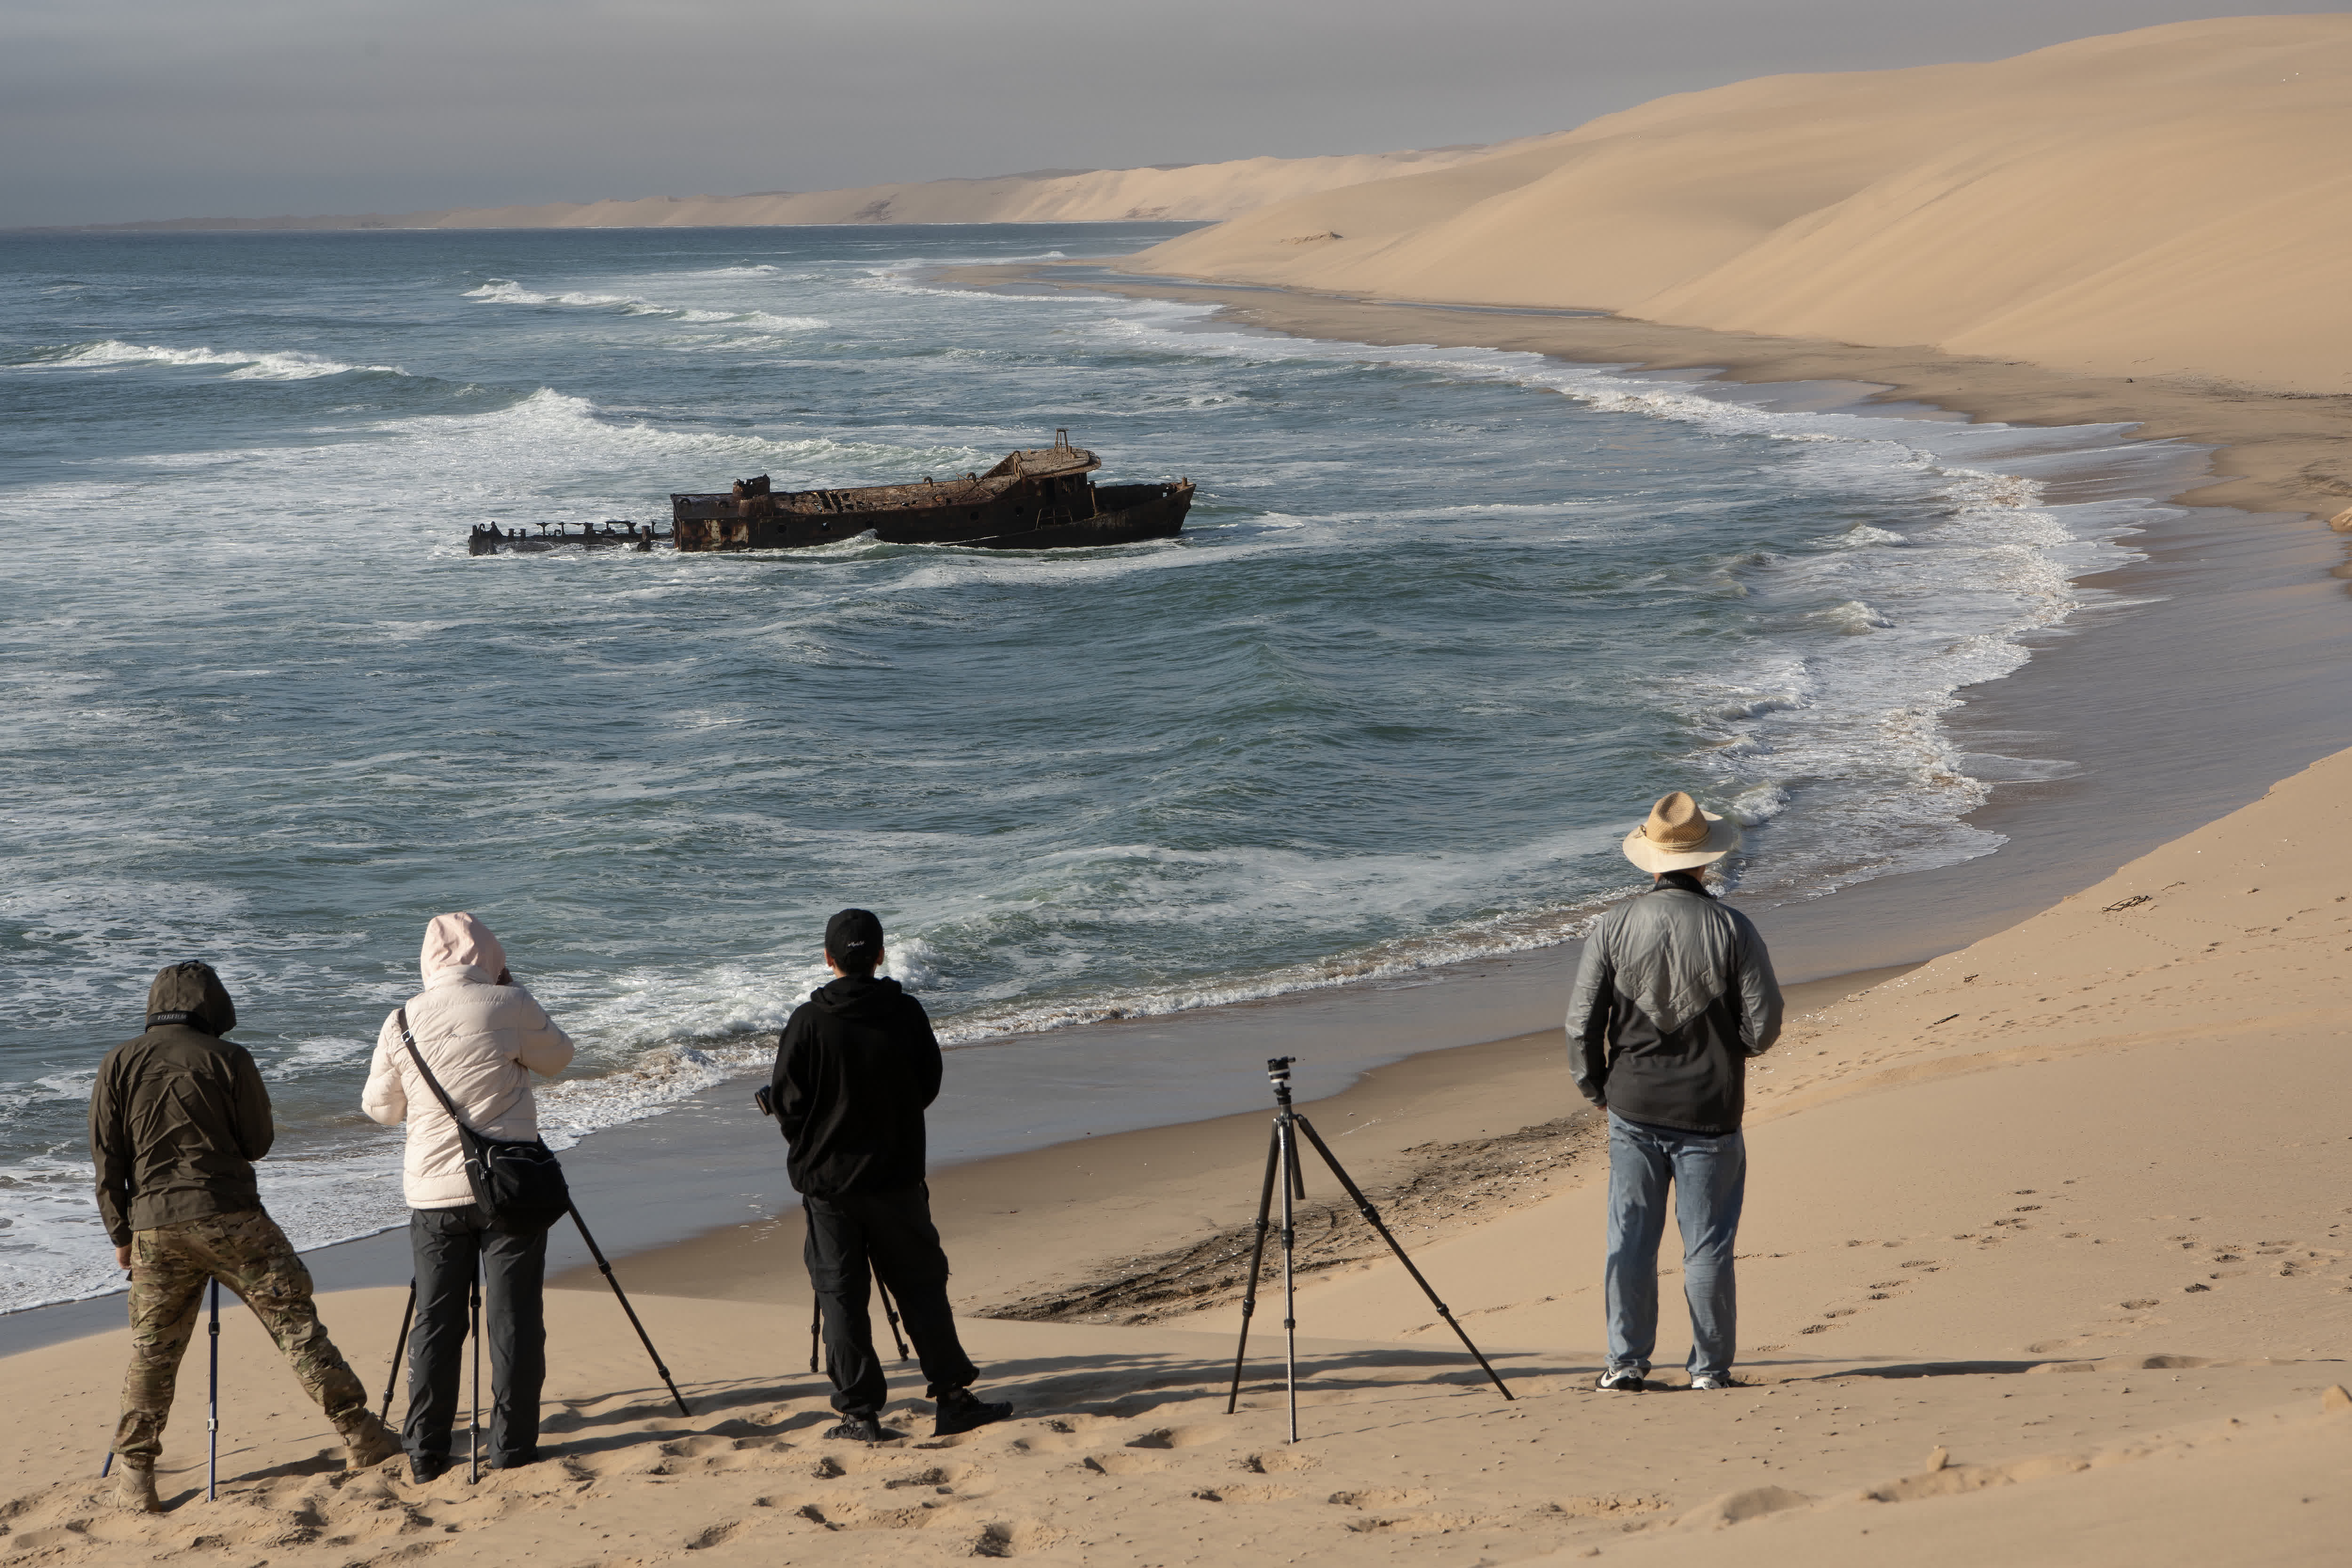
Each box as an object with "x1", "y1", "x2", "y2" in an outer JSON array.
[
  {"x1": 380, "y1": 1203, "x2": 692, "y2": 1466},
  {"x1": 1226, "y1": 1056, "x2": 1512, "y2": 1441}
]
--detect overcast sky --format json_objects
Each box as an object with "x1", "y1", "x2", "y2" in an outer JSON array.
[{"x1": 3, "y1": 1, "x2": 2339, "y2": 227}]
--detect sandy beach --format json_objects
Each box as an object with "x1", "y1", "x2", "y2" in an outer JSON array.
[
  {"x1": 9, "y1": 16, "x2": 2352, "y2": 1566},
  {"x1": 6, "y1": 759, "x2": 2349, "y2": 1565}
]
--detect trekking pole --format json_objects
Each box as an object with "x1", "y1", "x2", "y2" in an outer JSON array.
[
  {"x1": 874, "y1": 1277, "x2": 910, "y2": 1362},
  {"x1": 468, "y1": 1265, "x2": 481, "y2": 1485},
  {"x1": 808, "y1": 1301, "x2": 822, "y2": 1375},
  {"x1": 381, "y1": 1280, "x2": 416, "y2": 1423},
  {"x1": 567, "y1": 1205, "x2": 692, "y2": 1417},
  {"x1": 206, "y1": 1278, "x2": 221, "y2": 1501}
]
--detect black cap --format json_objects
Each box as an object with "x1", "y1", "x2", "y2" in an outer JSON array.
[{"x1": 825, "y1": 908, "x2": 884, "y2": 960}]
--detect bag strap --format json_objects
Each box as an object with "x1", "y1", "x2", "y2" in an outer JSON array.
[{"x1": 395, "y1": 1007, "x2": 482, "y2": 1139}]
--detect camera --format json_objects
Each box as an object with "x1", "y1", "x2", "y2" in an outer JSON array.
[{"x1": 753, "y1": 1085, "x2": 776, "y2": 1119}]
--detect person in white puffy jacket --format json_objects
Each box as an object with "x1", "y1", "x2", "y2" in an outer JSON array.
[{"x1": 362, "y1": 912, "x2": 573, "y2": 1481}]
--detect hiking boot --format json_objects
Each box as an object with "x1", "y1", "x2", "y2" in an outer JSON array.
[
  {"x1": 335, "y1": 1410, "x2": 402, "y2": 1469},
  {"x1": 112, "y1": 1461, "x2": 162, "y2": 1513},
  {"x1": 933, "y1": 1387, "x2": 1012, "y2": 1438},
  {"x1": 1688, "y1": 1373, "x2": 1738, "y2": 1391},
  {"x1": 408, "y1": 1453, "x2": 451, "y2": 1484},
  {"x1": 1596, "y1": 1368, "x2": 1646, "y2": 1393},
  {"x1": 822, "y1": 1418, "x2": 906, "y2": 1443},
  {"x1": 489, "y1": 1447, "x2": 541, "y2": 1470}
]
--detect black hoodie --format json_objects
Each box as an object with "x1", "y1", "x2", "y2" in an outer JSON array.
[
  {"x1": 770, "y1": 975, "x2": 942, "y2": 1199},
  {"x1": 89, "y1": 962, "x2": 274, "y2": 1244}
]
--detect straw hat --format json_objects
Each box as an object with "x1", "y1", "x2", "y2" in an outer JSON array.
[{"x1": 1621, "y1": 791, "x2": 1741, "y2": 873}]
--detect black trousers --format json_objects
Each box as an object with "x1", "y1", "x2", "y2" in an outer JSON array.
[
  {"x1": 406, "y1": 1204, "x2": 548, "y2": 1463},
  {"x1": 803, "y1": 1185, "x2": 978, "y2": 1418}
]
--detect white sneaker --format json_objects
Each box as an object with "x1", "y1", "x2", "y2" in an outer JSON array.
[
  {"x1": 1596, "y1": 1368, "x2": 1646, "y2": 1392},
  {"x1": 1688, "y1": 1373, "x2": 1736, "y2": 1391}
]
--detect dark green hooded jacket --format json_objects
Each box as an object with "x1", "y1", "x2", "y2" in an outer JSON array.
[{"x1": 89, "y1": 962, "x2": 274, "y2": 1245}]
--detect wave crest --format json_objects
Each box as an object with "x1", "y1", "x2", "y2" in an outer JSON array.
[{"x1": 25, "y1": 339, "x2": 403, "y2": 380}]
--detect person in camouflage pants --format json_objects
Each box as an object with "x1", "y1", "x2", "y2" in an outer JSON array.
[
  {"x1": 116, "y1": 1208, "x2": 373, "y2": 1465},
  {"x1": 94, "y1": 961, "x2": 397, "y2": 1508}
]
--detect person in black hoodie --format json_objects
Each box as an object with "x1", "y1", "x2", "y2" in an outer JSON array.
[{"x1": 771, "y1": 909, "x2": 1011, "y2": 1441}]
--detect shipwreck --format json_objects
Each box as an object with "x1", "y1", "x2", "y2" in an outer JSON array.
[{"x1": 669, "y1": 432, "x2": 1192, "y2": 552}]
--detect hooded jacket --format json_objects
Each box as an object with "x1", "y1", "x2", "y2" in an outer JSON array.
[
  {"x1": 361, "y1": 913, "x2": 575, "y2": 1209},
  {"x1": 1565, "y1": 873, "x2": 1783, "y2": 1134},
  {"x1": 89, "y1": 962, "x2": 273, "y2": 1245},
  {"x1": 770, "y1": 975, "x2": 942, "y2": 1200}
]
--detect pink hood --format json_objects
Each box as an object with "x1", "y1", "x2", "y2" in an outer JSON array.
[{"x1": 420, "y1": 911, "x2": 508, "y2": 986}]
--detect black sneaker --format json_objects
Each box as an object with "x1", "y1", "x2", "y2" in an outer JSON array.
[
  {"x1": 1595, "y1": 1368, "x2": 1646, "y2": 1393},
  {"x1": 822, "y1": 1418, "x2": 906, "y2": 1443},
  {"x1": 489, "y1": 1447, "x2": 541, "y2": 1470},
  {"x1": 932, "y1": 1387, "x2": 1012, "y2": 1438},
  {"x1": 408, "y1": 1453, "x2": 451, "y2": 1483}
]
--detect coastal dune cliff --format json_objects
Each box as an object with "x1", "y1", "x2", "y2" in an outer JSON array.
[{"x1": 1120, "y1": 16, "x2": 2352, "y2": 395}]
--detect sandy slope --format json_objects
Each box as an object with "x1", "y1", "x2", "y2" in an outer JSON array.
[
  {"x1": 81, "y1": 147, "x2": 1511, "y2": 233},
  {"x1": 7, "y1": 744, "x2": 2351, "y2": 1563},
  {"x1": 1120, "y1": 17, "x2": 2352, "y2": 395}
]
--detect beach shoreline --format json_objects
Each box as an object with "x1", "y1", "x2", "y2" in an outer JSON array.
[
  {"x1": 565, "y1": 265, "x2": 2352, "y2": 1322},
  {"x1": 14, "y1": 263, "x2": 2352, "y2": 1352},
  {"x1": 954, "y1": 262, "x2": 2352, "y2": 529},
  {"x1": 7, "y1": 266, "x2": 2352, "y2": 1568}
]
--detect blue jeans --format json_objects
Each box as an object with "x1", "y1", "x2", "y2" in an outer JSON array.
[{"x1": 1605, "y1": 1111, "x2": 1745, "y2": 1380}]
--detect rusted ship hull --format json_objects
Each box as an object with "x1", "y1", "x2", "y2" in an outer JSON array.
[
  {"x1": 670, "y1": 435, "x2": 1193, "y2": 553},
  {"x1": 959, "y1": 481, "x2": 1192, "y2": 549}
]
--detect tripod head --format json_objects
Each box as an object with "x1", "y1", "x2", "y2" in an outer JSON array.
[{"x1": 1266, "y1": 1056, "x2": 1295, "y2": 1106}]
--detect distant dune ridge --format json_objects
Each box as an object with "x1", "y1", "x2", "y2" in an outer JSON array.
[
  {"x1": 90, "y1": 146, "x2": 1511, "y2": 234},
  {"x1": 1122, "y1": 16, "x2": 2352, "y2": 395}
]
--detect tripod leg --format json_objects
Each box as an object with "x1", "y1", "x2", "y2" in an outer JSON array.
[
  {"x1": 1224, "y1": 1122, "x2": 1284, "y2": 1415},
  {"x1": 207, "y1": 1278, "x2": 220, "y2": 1501},
  {"x1": 1292, "y1": 1115, "x2": 1513, "y2": 1401},
  {"x1": 874, "y1": 1276, "x2": 910, "y2": 1362},
  {"x1": 1289, "y1": 1114, "x2": 1308, "y2": 1448},
  {"x1": 381, "y1": 1280, "x2": 416, "y2": 1424},
  {"x1": 568, "y1": 1206, "x2": 693, "y2": 1417},
  {"x1": 468, "y1": 1264, "x2": 481, "y2": 1485},
  {"x1": 809, "y1": 1300, "x2": 822, "y2": 1376}
]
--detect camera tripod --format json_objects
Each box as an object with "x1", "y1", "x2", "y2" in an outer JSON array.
[
  {"x1": 1226, "y1": 1056, "x2": 1512, "y2": 1441},
  {"x1": 98, "y1": 1278, "x2": 222, "y2": 1497},
  {"x1": 379, "y1": 1203, "x2": 691, "y2": 1481}
]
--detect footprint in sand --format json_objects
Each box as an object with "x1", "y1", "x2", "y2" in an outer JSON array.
[
  {"x1": 973, "y1": 1518, "x2": 1068, "y2": 1557},
  {"x1": 1328, "y1": 1487, "x2": 1437, "y2": 1508},
  {"x1": 1240, "y1": 1450, "x2": 1320, "y2": 1474},
  {"x1": 1193, "y1": 1483, "x2": 1298, "y2": 1503},
  {"x1": 1344, "y1": 1510, "x2": 1486, "y2": 1534},
  {"x1": 1125, "y1": 1425, "x2": 1222, "y2": 1450}
]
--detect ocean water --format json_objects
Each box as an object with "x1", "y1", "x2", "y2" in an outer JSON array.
[{"x1": 0, "y1": 223, "x2": 2181, "y2": 1311}]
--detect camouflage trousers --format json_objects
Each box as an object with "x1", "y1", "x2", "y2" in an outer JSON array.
[{"x1": 114, "y1": 1207, "x2": 369, "y2": 1465}]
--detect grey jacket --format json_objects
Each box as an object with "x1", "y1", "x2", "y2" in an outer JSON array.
[{"x1": 1565, "y1": 874, "x2": 1783, "y2": 1133}]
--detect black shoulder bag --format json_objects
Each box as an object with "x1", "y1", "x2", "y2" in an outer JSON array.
[{"x1": 396, "y1": 1007, "x2": 571, "y2": 1232}]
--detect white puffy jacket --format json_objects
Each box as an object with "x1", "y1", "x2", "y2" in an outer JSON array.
[{"x1": 361, "y1": 912, "x2": 575, "y2": 1209}]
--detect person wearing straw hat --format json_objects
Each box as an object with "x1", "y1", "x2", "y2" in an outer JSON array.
[{"x1": 1566, "y1": 792, "x2": 1783, "y2": 1393}]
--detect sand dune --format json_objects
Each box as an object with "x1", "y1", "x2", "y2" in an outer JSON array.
[
  {"x1": 80, "y1": 146, "x2": 1513, "y2": 233},
  {"x1": 1122, "y1": 17, "x2": 2352, "y2": 395}
]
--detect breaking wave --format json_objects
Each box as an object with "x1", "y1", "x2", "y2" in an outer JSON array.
[{"x1": 24, "y1": 339, "x2": 405, "y2": 380}]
